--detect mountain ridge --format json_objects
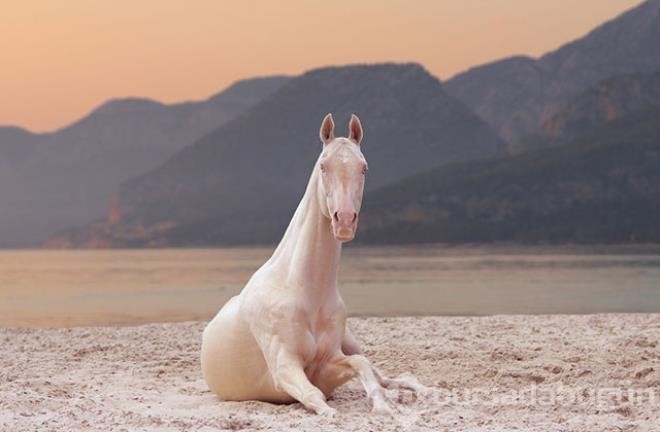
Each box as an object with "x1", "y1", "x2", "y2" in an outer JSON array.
[
  {"x1": 357, "y1": 105, "x2": 660, "y2": 244},
  {"x1": 445, "y1": 0, "x2": 660, "y2": 142},
  {"x1": 48, "y1": 62, "x2": 506, "y2": 248},
  {"x1": 0, "y1": 76, "x2": 290, "y2": 247}
]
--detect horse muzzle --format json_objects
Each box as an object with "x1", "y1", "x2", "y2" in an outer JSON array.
[{"x1": 332, "y1": 211, "x2": 358, "y2": 242}]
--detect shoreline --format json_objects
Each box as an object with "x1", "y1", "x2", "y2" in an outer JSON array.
[
  {"x1": 6, "y1": 242, "x2": 660, "y2": 254},
  {"x1": 3, "y1": 310, "x2": 660, "y2": 330}
]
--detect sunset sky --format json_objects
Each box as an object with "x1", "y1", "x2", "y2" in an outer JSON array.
[{"x1": 1, "y1": 0, "x2": 642, "y2": 132}]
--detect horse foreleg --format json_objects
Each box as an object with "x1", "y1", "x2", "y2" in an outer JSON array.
[
  {"x1": 342, "y1": 328, "x2": 427, "y2": 393},
  {"x1": 370, "y1": 364, "x2": 428, "y2": 393},
  {"x1": 344, "y1": 354, "x2": 395, "y2": 414},
  {"x1": 270, "y1": 348, "x2": 336, "y2": 416}
]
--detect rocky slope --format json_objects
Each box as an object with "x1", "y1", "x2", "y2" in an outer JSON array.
[
  {"x1": 445, "y1": 0, "x2": 660, "y2": 142},
  {"x1": 511, "y1": 71, "x2": 660, "y2": 153}
]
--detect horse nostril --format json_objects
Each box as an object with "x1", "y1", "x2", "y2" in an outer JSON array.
[
  {"x1": 351, "y1": 212, "x2": 357, "y2": 223},
  {"x1": 333, "y1": 212, "x2": 339, "y2": 222}
]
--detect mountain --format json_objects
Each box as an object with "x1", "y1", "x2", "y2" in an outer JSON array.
[
  {"x1": 444, "y1": 0, "x2": 660, "y2": 143},
  {"x1": 0, "y1": 126, "x2": 38, "y2": 168},
  {"x1": 21, "y1": 75, "x2": 291, "y2": 187},
  {"x1": 49, "y1": 63, "x2": 506, "y2": 248},
  {"x1": 357, "y1": 106, "x2": 660, "y2": 244},
  {"x1": 0, "y1": 76, "x2": 289, "y2": 247},
  {"x1": 511, "y1": 71, "x2": 660, "y2": 153},
  {"x1": 540, "y1": 71, "x2": 660, "y2": 140}
]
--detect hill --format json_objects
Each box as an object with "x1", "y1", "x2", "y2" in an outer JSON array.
[
  {"x1": 0, "y1": 126, "x2": 38, "y2": 168},
  {"x1": 444, "y1": 0, "x2": 660, "y2": 142},
  {"x1": 0, "y1": 76, "x2": 289, "y2": 247},
  {"x1": 511, "y1": 71, "x2": 660, "y2": 153},
  {"x1": 49, "y1": 63, "x2": 505, "y2": 247},
  {"x1": 357, "y1": 106, "x2": 660, "y2": 244}
]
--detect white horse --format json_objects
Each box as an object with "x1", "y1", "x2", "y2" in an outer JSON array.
[{"x1": 201, "y1": 114, "x2": 424, "y2": 416}]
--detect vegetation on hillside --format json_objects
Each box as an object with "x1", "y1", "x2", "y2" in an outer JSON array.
[{"x1": 359, "y1": 107, "x2": 660, "y2": 244}]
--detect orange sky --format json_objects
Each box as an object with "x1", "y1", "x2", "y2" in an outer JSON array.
[{"x1": 0, "y1": 0, "x2": 642, "y2": 132}]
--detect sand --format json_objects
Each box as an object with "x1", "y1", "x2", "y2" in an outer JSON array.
[{"x1": 1, "y1": 315, "x2": 659, "y2": 431}]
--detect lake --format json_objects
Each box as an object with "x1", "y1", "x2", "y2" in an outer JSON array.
[{"x1": 1, "y1": 245, "x2": 659, "y2": 327}]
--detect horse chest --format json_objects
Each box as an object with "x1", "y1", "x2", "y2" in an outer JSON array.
[{"x1": 299, "y1": 313, "x2": 345, "y2": 365}]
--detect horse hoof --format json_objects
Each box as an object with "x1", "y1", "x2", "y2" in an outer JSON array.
[
  {"x1": 371, "y1": 400, "x2": 393, "y2": 415},
  {"x1": 317, "y1": 406, "x2": 337, "y2": 418}
]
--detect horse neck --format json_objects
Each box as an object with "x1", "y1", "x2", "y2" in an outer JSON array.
[{"x1": 268, "y1": 165, "x2": 341, "y2": 300}]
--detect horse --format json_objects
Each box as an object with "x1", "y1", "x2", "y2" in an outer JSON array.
[{"x1": 201, "y1": 113, "x2": 424, "y2": 416}]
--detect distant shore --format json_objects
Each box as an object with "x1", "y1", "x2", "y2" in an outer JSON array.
[
  {"x1": 2, "y1": 315, "x2": 658, "y2": 431},
  {"x1": 34, "y1": 242, "x2": 660, "y2": 254}
]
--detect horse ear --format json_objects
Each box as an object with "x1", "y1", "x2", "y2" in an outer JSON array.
[
  {"x1": 348, "y1": 114, "x2": 363, "y2": 145},
  {"x1": 319, "y1": 113, "x2": 335, "y2": 145}
]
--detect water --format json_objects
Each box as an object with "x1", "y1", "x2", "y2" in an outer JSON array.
[{"x1": 1, "y1": 246, "x2": 659, "y2": 327}]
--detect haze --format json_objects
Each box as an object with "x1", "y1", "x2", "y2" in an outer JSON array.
[{"x1": 0, "y1": 0, "x2": 641, "y2": 132}]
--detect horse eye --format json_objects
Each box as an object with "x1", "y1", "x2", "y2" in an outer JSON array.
[
  {"x1": 362, "y1": 166, "x2": 368, "y2": 175},
  {"x1": 320, "y1": 163, "x2": 326, "y2": 173}
]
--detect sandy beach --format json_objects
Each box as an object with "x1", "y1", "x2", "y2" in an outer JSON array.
[{"x1": 2, "y1": 314, "x2": 659, "y2": 431}]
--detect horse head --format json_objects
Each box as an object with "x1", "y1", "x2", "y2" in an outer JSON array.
[{"x1": 317, "y1": 113, "x2": 368, "y2": 242}]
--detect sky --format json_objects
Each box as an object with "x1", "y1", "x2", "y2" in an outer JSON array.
[{"x1": 0, "y1": 0, "x2": 642, "y2": 132}]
